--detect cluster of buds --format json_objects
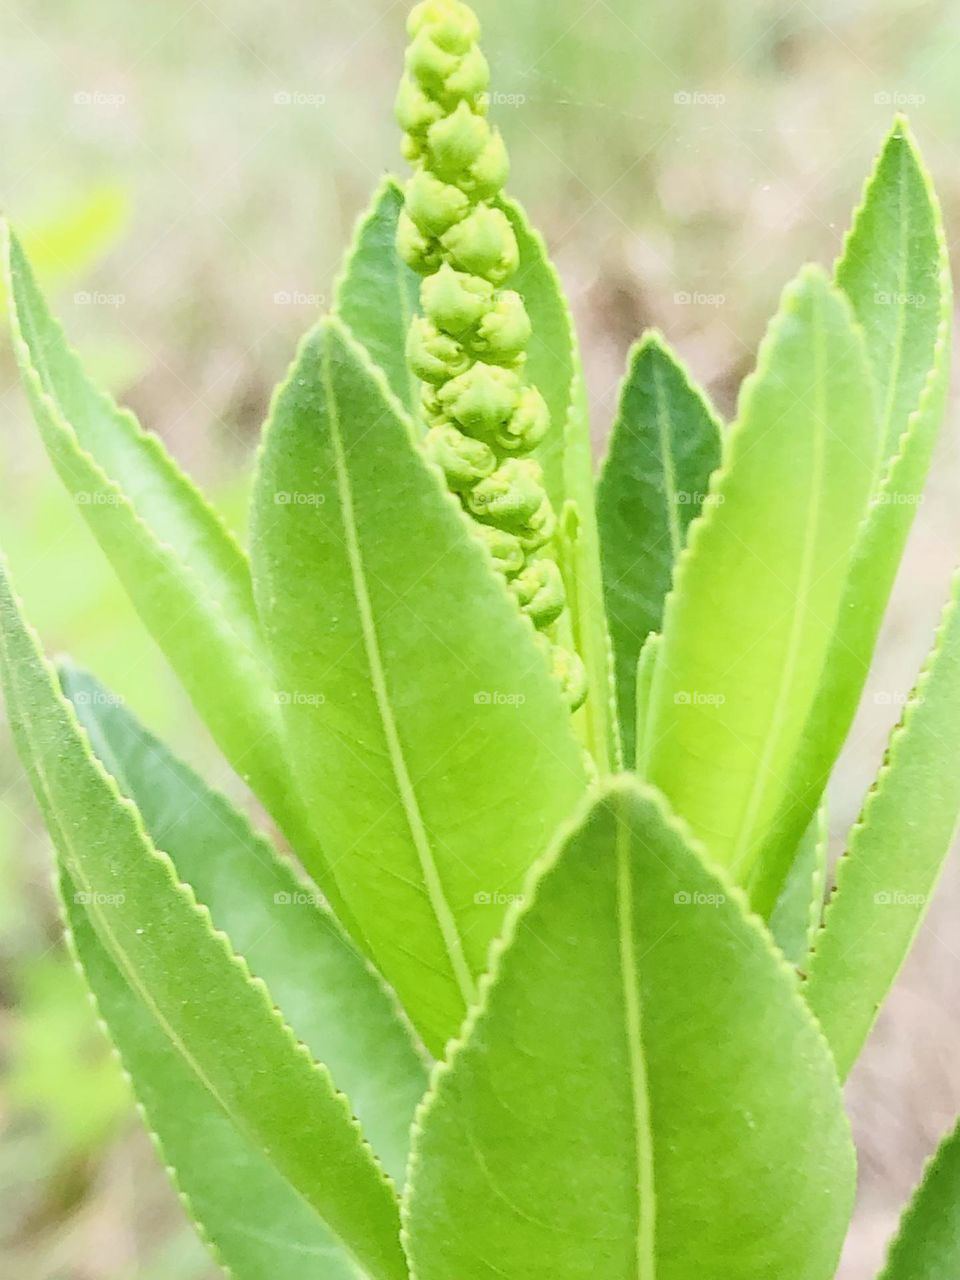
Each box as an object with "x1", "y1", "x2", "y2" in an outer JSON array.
[{"x1": 396, "y1": 0, "x2": 587, "y2": 710}]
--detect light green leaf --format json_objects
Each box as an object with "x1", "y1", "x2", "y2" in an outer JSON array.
[
  {"x1": 250, "y1": 316, "x2": 586, "y2": 1056},
  {"x1": 0, "y1": 561, "x2": 408, "y2": 1280},
  {"x1": 642, "y1": 267, "x2": 879, "y2": 891},
  {"x1": 597, "y1": 333, "x2": 722, "y2": 762},
  {"x1": 750, "y1": 120, "x2": 952, "y2": 913},
  {"x1": 805, "y1": 569, "x2": 960, "y2": 1080},
  {"x1": 1, "y1": 220, "x2": 358, "y2": 937},
  {"x1": 769, "y1": 805, "x2": 829, "y2": 969},
  {"x1": 634, "y1": 630, "x2": 661, "y2": 768},
  {"x1": 62, "y1": 662, "x2": 429, "y2": 1185},
  {"x1": 404, "y1": 778, "x2": 855, "y2": 1280},
  {"x1": 334, "y1": 178, "x2": 421, "y2": 416},
  {"x1": 500, "y1": 194, "x2": 619, "y2": 770},
  {"x1": 879, "y1": 1118, "x2": 960, "y2": 1280}
]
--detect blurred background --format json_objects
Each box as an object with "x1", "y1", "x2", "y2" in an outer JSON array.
[{"x1": 1, "y1": 0, "x2": 959, "y2": 1275}]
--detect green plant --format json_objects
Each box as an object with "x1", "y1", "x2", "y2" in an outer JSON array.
[{"x1": 1, "y1": 0, "x2": 959, "y2": 1275}]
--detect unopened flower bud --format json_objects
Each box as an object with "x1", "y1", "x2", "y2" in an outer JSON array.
[
  {"x1": 461, "y1": 129, "x2": 509, "y2": 199},
  {"x1": 424, "y1": 423, "x2": 497, "y2": 492},
  {"x1": 397, "y1": 210, "x2": 443, "y2": 275},
  {"x1": 474, "y1": 290, "x2": 531, "y2": 362},
  {"x1": 421, "y1": 262, "x2": 493, "y2": 335},
  {"x1": 474, "y1": 523, "x2": 525, "y2": 577},
  {"x1": 408, "y1": 0, "x2": 480, "y2": 52},
  {"x1": 441, "y1": 204, "x2": 519, "y2": 285},
  {"x1": 467, "y1": 458, "x2": 546, "y2": 533},
  {"x1": 405, "y1": 169, "x2": 471, "y2": 237},
  {"x1": 427, "y1": 101, "x2": 491, "y2": 182},
  {"x1": 509, "y1": 558, "x2": 567, "y2": 628},
  {"x1": 497, "y1": 385, "x2": 550, "y2": 453},
  {"x1": 395, "y1": 75, "x2": 445, "y2": 139},
  {"x1": 407, "y1": 318, "x2": 471, "y2": 384},
  {"x1": 438, "y1": 362, "x2": 521, "y2": 439}
]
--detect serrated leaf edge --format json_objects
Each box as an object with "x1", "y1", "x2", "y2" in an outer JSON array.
[
  {"x1": 0, "y1": 565, "x2": 402, "y2": 1277},
  {"x1": 399, "y1": 773, "x2": 852, "y2": 1277},
  {"x1": 876, "y1": 1116, "x2": 960, "y2": 1279}
]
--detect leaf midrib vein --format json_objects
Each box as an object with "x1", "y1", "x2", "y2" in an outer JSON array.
[
  {"x1": 616, "y1": 799, "x2": 655, "y2": 1280},
  {"x1": 321, "y1": 338, "x2": 477, "y2": 1013}
]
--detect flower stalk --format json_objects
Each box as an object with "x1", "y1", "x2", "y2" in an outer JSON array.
[{"x1": 396, "y1": 0, "x2": 587, "y2": 710}]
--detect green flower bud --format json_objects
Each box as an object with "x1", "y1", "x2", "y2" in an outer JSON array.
[
  {"x1": 516, "y1": 493, "x2": 557, "y2": 551},
  {"x1": 424, "y1": 423, "x2": 496, "y2": 492},
  {"x1": 441, "y1": 204, "x2": 519, "y2": 284},
  {"x1": 408, "y1": 0, "x2": 480, "y2": 53},
  {"x1": 466, "y1": 458, "x2": 546, "y2": 533},
  {"x1": 509, "y1": 558, "x2": 567, "y2": 629},
  {"x1": 395, "y1": 74, "x2": 445, "y2": 139},
  {"x1": 406, "y1": 168, "x2": 470, "y2": 237},
  {"x1": 442, "y1": 45, "x2": 490, "y2": 105},
  {"x1": 497, "y1": 385, "x2": 550, "y2": 453},
  {"x1": 438, "y1": 362, "x2": 521, "y2": 439},
  {"x1": 406, "y1": 317, "x2": 471, "y2": 384},
  {"x1": 474, "y1": 290, "x2": 531, "y2": 362},
  {"x1": 406, "y1": 28, "x2": 461, "y2": 95},
  {"x1": 551, "y1": 643, "x2": 589, "y2": 711},
  {"x1": 421, "y1": 262, "x2": 493, "y2": 335},
  {"x1": 460, "y1": 128, "x2": 509, "y2": 199},
  {"x1": 474, "y1": 523, "x2": 525, "y2": 577},
  {"x1": 427, "y1": 101, "x2": 491, "y2": 182},
  {"x1": 397, "y1": 210, "x2": 442, "y2": 275}
]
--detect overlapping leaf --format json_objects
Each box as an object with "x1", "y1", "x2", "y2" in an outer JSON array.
[
  {"x1": 751, "y1": 119, "x2": 952, "y2": 912},
  {"x1": 879, "y1": 1119, "x2": 960, "y2": 1279},
  {"x1": 63, "y1": 663, "x2": 429, "y2": 1183},
  {"x1": 334, "y1": 179, "x2": 421, "y2": 415},
  {"x1": 404, "y1": 778, "x2": 855, "y2": 1280},
  {"x1": 769, "y1": 805, "x2": 829, "y2": 969},
  {"x1": 250, "y1": 316, "x2": 586, "y2": 1055},
  {"x1": 1, "y1": 223, "x2": 356, "y2": 932},
  {"x1": 642, "y1": 267, "x2": 879, "y2": 890},
  {"x1": 597, "y1": 333, "x2": 722, "y2": 761},
  {"x1": 499, "y1": 195, "x2": 619, "y2": 770},
  {"x1": 805, "y1": 569, "x2": 960, "y2": 1080}
]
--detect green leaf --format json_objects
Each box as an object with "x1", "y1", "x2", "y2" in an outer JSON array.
[
  {"x1": 250, "y1": 316, "x2": 587, "y2": 1056},
  {"x1": 642, "y1": 267, "x2": 879, "y2": 891},
  {"x1": 769, "y1": 805, "x2": 829, "y2": 969},
  {"x1": 404, "y1": 778, "x2": 855, "y2": 1280},
  {"x1": 633, "y1": 630, "x2": 661, "y2": 768},
  {"x1": 750, "y1": 120, "x2": 952, "y2": 913},
  {"x1": 500, "y1": 194, "x2": 619, "y2": 770},
  {"x1": 805, "y1": 569, "x2": 960, "y2": 1080},
  {"x1": 334, "y1": 178, "x2": 421, "y2": 416},
  {"x1": 597, "y1": 333, "x2": 723, "y2": 762},
  {"x1": 0, "y1": 220, "x2": 358, "y2": 934},
  {"x1": 61, "y1": 662, "x2": 429, "y2": 1185},
  {"x1": 0, "y1": 561, "x2": 408, "y2": 1280},
  {"x1": 879, "y1": 1118, "x2": 960, "y2": 1280}
]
